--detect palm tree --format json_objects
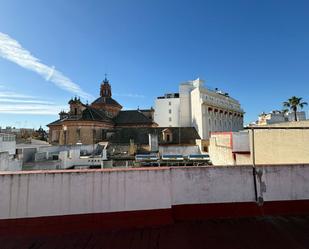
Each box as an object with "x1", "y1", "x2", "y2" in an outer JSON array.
[{"x1": 283, "y1": 96, "x2": 308, "y2": 121}]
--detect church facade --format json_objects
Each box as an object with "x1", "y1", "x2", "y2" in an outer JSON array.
[{"x1": 48, "y1": 78, "x2": 157, "y2": 145}]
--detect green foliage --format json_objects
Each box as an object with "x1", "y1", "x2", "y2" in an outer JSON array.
[{"x1": 283, "y1": 96, "x2": 308, "y2": 121}]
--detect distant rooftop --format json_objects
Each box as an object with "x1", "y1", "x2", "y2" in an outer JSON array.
[{"x1": 157, "y1": 93, "x2": 179, "y2": 99}]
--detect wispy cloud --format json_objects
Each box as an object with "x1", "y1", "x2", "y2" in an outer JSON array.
[
  {"x1": 0, "y1": 32, "x2": 93, "y2": 100},
  {"x1": 0, "y1": 91, "x2": 37, "y2": 99},
  {"x1": 0, "y1": 98, "x2": 54, "y2": 105},
  {"x1": 114, "y1": 93, "x2": 145, "y2": 98},
  {"x1": 0, "y1": 104, "x2": 66, "y2": 115},
  {"x1": 0, "y1": 87, "x2": 66, "y2": 115}
]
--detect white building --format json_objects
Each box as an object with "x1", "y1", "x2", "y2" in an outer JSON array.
[
  {"x1": 154, "y1": 93, "x2": 180, "y2": 127},
  {"x1": 154, "y1": 78, "x2": 244, "y2": 139},
  {"x1": 257, "y1": 110, "x2": 306, "y2": 125},
  {"x1": 0, "y1": 133, "x2": 16, "y2": 155},
  {"x1": 0, "y1": 133, "x2": 22, "y2": 171}
]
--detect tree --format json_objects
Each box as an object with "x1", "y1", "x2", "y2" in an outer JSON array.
[{"x1": 283, "y1": 96, "x2": 308, "y2": 121}]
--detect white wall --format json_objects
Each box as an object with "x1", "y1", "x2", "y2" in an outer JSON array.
[
  {"x1": 179, "y1": 83, "x2": 194, "y2": 127},
  {"x1": 154, "y1": 97, "x2": 180, "y2": 127},
  {"x1": 0, "y1": 152, "x2": 22, "y2": 171},
  {"x1": 0, "y1": 168, "x2": 171, "y2": 219},
  {"x1": 159, "y1": 145, "x2": 200, "y2": 155},
  {"x1": 190, "y1": 88, "x2": 204, "y2": 138},
  {"x1": 256, "y1": 165, "x2": 309, "y2": 201},
  {"x1": 287, "y1": 111, "x2": 306, "y2": 121},
  {"x1": 0, "y1": 135, "x2": 16, "y2": 155},
  {"x1": 171, "y1": 166, "x2": 255, "y2": 205},
  {"x1": 59, "y1": 149, "x2": 105, "y2": 169},
  {"x1": 1, "y1": 165, "x2": 309, "y2": 220},
  {"x1": 232, "y1": 132, "x2": 250, "y2": 152},
  {"x1": 0, "y1": 152, "x2": 9, "y2": 171},
  {"x1": 209, "y1": 134, "x2": 235, "y2": 165}
]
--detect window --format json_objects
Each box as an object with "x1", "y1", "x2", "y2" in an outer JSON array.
[
  {"x1": 101, "y1": 129, "x2": 106, "y2": 140},
  {"x1": 77, "y1": 128, "x2": 81, "y2": 141},
  {"x1": 93, "y1": 129, "x2": 96, "y2": 143},
  {"x1": 169, "y1": 109, "x2": 172, "y2": 114},
  {"x1": 74, "y1": 108, "x2": 77, "y2": 115},
  {"x1": 2, "y1": 135, "x2": 15, "y2": 142},
  {"x1": 169, "y1": 117, "x2": 172, "y2": 122},
  {"x1": 168, "y1": 101, "x2": 171, "y2": 106},
  {"x1": 166, "y1": 134, "x2": 171, "y2": 142}
]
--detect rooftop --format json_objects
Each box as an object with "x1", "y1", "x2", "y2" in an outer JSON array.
[
  {"x1": 48, "y1": 109, "x2": 155, "y2": 127},
  {"x1": 157, "y1": 93, "x2": 180, "y2": 99},
  {"x1": 2, "y1": 216, "x2": 308, "y2": 249},
  {"x1": 91, "y1": 96, "x2": 122, "y2": 107},
  {"x1": 108, "y1": 127, "x2": 200, "y2": 144},
  {"x1": 113, "y1": 110, "x2": 154, "y2": 125}
]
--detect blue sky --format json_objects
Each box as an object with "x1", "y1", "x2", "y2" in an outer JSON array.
[{"x1": 0, "y1": 0, "x2": 309, "y2": 129}]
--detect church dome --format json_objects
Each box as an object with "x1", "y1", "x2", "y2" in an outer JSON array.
[{"x1": 90, "y1": 77, "x2": 122, "y2": 117}]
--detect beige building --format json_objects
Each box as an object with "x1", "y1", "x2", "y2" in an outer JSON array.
[
  {"x1": 209, "y1": 121, "x2": 309, "y2": 165},
  {"x1": 257, "y1": 110, "x2": 306, "y2": 125},
  {"x1": 48, "y1": 77, "x2": 157, "y2": 145},
  {"x1": 209, "y1": 131, "x2": 250, "y2": 165}
]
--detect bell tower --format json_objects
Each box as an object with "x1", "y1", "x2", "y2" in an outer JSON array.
[
  {"x1": 100, "y1": 76, "x2": 112, "y2": 97},
  {"x1": 91, "y1": 75, "x2": 122, "y2": 117}
]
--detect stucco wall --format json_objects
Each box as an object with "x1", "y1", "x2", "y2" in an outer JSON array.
[
  {"x1": 255, "y1": 165, "x2": 309, "y2": 201},
  {"x1": 159, "y1": 145, "x2": 200, "y2": 155},
  {"x1": 0, "y1": 140, "x2": 16, "y2": 155},
  {"x1": 251, "y1": 129, "x2": 309, "y2": 165},
  {"x1": 0, "y1": 168, "x2": 171, "y2": 219},
  {"x1": 209, "y1": 133, "x2": 234, "y2": 165},
  {"x1": 0, "y1": 152, "x2": 9, "y2": 171},
  {"x1": 171, "y1": 166, "x2": 255, "y2": 205},
  {"x1": 22, "y1": 148, "x2": 37, "y2": 163},
  {"x1": 235, "y1": 153, "x2": 251, "y2": 165},
  {"x1": 1, "y1": 165, "x2": 309, "y2": 220},
  {"x1": 0, "y1": 152, "x2": 22, "y2": 171}
]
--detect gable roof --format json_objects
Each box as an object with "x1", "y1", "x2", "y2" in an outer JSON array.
[
  {"x1": 114, "y1": 110, "x2": 154, "y2": 125},
  {"x1": 81, "y1": 107, "x2": 112, "y2": 122},
  {"x1": 47, "y1": 119, "x2": 63, "y2": 126},
  {"x1": 92, "y1": 97, "x2": 122, "y2": 107},
  {"x1": 48, "y1": 108, "x2": 154, "y2": 127},
  {"x1": 47, "y1": 106, "x2": 113, "y2": 126}
]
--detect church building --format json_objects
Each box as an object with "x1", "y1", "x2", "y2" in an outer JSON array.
[{"x1": 48, "y1": 77, "x2": 157, "y2": 145}]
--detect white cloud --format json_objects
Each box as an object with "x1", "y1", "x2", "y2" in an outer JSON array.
[
  {"x1": 0, "y1": 91, "x2": 37, "y2": 99},
  {"x1": 0, "y1": 87, "x2": 66, "y2": 115},
  {"x1": 0, "y1": 98, "x2": 54, "y2": 105},
  {"x1": 0, "y1": 32, "x2": 93, "y2": 100},
  {"x1": 0, "y1": 104, "x2": 66, "y2": 115}
]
